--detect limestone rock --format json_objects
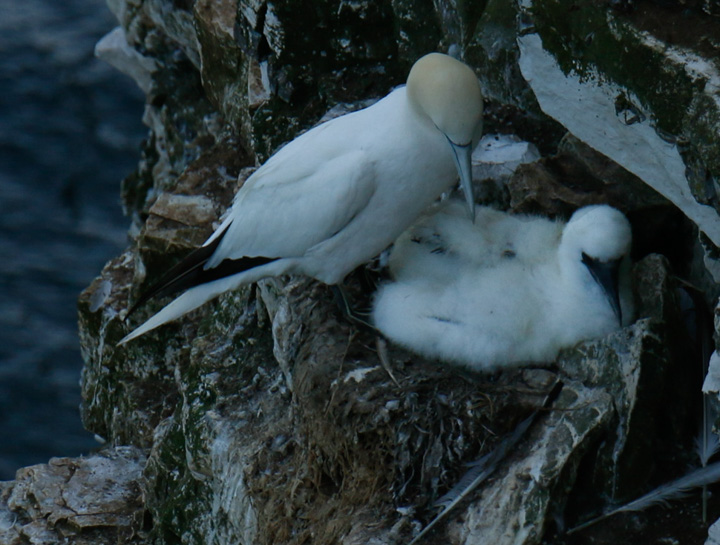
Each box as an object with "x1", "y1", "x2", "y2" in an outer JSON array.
[
  {"x1": 708, "y1": 517, "x2": 720, "y2": 545},
  {"x1": 0, "y1": 447, "x2": 146, "y2": 545},
  {"x1": 472, "y1": 133, "x2": 541, "y2": 204},
  {"x1": 194, "y1": 0, "x2": 248, "y2": 126},
  {"x1": 95, "y1": 26, "x2": 157, "y2": 94},
  {"x1": 516, "y1": 0, "x2": 720, "y2": 246},
  {"x1": 456, "y1": 384, "x2": 614, "y2": 545}
]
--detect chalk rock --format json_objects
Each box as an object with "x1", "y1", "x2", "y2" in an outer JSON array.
[
  {"x1": 516, "y1": 1, "x2": 720, "y2": 246},
  {"x1": 0, "y1": 447, "x2": 146, "y2": 545},
  {"x1": 95, "y1": 26, "x2": 157, "y2": 94}
]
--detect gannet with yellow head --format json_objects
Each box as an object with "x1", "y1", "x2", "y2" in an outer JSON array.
[{"x1": 120, "y1": 53, "x2": 484, "y2": 344}]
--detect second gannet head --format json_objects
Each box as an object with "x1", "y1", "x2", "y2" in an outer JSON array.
[
  {"x1": 406, "y1": 53, "x2": 484, "y2": 221},
  {"x1": 559, "y1": 205, "x2": 633, "y2": 325}
]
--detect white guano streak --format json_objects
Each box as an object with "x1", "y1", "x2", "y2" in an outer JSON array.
[{"x1": 517, "y1": 32, "x2": 720, "y2": 247}]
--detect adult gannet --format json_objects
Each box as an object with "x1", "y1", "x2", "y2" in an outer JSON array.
[
  {"x1": 119, "y1": 53, "x2": 484, "y2": 344},
  {"x1": 372, "y1": 204, "x2": 634, "y2": 369}
]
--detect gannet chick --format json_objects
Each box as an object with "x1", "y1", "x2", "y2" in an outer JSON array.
[
  {"x1": 119, "y1": 53, "x2": 484, "y2": 344},
  {"x1": 372, "y1": 205, "x2": 633, "y2": 369},
  {"x1": 388, "y1": 199, "x2": 564, "y2": 283}
]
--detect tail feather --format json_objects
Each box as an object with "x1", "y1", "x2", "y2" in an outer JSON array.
[
  {"x1": 126, "y1": 222, "x2": 276, "y2": 320},
  {"x1": 118, "y1": 259, "x2": 288, "y2": 345},
  {"x1": 119, "y1": 276, "x2": 238, "y2": 344},
  {"x1": 120, "y1": 219, "x2": 283, "y2": 344},
  {"x1": 126, "y1": 237, "x2": 222, "y2": 319}
]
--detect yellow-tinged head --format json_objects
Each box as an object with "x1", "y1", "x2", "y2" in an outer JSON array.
[
  {"x1": 406, "y1": 52, "x2": 484, "y2": 146},
  {"x1": 407, "y1": 53, "x2": 483, "y2": 220}
]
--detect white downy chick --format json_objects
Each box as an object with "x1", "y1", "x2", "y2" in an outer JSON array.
[
  {"x1": 373, "y1": 204, "x2": 634, "y2": 370},
  {"x1": 388, "y1": 199, "x2": 564, "y2": 283}
]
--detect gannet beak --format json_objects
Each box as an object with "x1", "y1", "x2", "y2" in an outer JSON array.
[
  {"x1": 447, "y1": 139, "x2": 475, "y2": 223},
  {"x1": 582, "y1": 253, "x2": 623, "y2": 325}
]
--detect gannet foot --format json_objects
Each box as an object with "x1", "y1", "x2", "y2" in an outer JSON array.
[
  {"x1": 375, "y1": 336, "x2": 401, "y2": 387},
  {"x1": 331, "y1": 284, "x2": 378, "y2": 333}
]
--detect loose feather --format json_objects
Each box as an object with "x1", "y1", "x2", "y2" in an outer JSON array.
[
  {"x1": 699, "y1": 393, "x2": 720, "y2": 523},
  {"x1": 697, "y1": 430, "x2": 720, "y2": 470},
  {"x1": 677, "y1": 280, "x2": 719, "y2": 522},
  {"x1": 676, "y1": 283, "x2": 718, "y2": 466},
  {"x1": 408, "y1": 381, "x2": 563, "y2": 545},
  {"x1": 568, "y1": 460, "x2": 720, "y2": 534}
]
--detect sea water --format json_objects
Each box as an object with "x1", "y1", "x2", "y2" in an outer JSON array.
[{"x1": 0, "y1": 0, "x2": 145, "y2": 478}]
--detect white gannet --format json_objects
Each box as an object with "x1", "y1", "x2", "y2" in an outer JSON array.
[
  {"x1": 372, "y1": 204, "x2": 634, "y2": 370},
  {"x1": 119, "y1": 53, "x2": 484, "y2": 344}
]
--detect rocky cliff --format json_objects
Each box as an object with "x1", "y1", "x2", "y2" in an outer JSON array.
[{"x1": 2, "y1": 1, "x2": 720, "y2": 544}]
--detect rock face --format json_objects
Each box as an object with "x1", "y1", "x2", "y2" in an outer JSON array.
[
  {"x1": 2, "y1": 1, "x2": 719, "y2": 544},
  {"x1": 489, "y1": 2, "x2": 720, "y2": 239},
  {"x1": 0, "y1": 447, "x2": 147, "y2": 544}
]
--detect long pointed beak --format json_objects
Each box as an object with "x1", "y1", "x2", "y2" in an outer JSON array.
[
  {"x1": 582, "y1": 253, "x2": 623, "y2": 325},
  {"x1": 448, "y1": 139, "x2": 475, "y2": 222}
]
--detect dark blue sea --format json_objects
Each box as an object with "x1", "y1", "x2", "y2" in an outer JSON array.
[{"x1": 0, "y1": 1, "x2": 146, "y2": 479}]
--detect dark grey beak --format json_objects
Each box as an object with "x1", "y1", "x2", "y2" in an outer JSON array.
[
  {"x1": 447, "y1": 138, "x2": 475, "y2": 223},
  {"x1": 582, "y1": 252, "x2": 623, "y2": 325}
]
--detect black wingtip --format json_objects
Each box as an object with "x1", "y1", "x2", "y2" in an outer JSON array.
[
  {"x1": 124, "y1": 238, "x2": 222, "y2": 321},
  {"x1": 125, "y1": 223, "x2": 279, "y2": 321},
  {"x1": 125, "y1": 223, "x2": 224, "y2": 321}
]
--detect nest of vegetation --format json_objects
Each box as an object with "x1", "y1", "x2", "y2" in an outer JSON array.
[{"x1": 243, "y1": 276, "x2": 554, "y2": 545}]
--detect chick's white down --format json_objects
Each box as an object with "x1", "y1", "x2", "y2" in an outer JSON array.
[{"x1": 372, "y1": 202, "x2": 634, "y2": 370}]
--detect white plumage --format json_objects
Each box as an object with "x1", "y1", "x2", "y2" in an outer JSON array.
[
  {"x1": 372, "y1": 202, "x2": 634, "y2": 369},
  {"x1": 388, "y1": 200, "x2": 565, "y2": 282},
  {"x1": 119, "y1": 53, "x2": 484, "y2": 344}
]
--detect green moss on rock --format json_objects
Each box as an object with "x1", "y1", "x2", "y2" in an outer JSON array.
[{"x1": 530, "y1": 1, "x2": 698, "y2": 135}]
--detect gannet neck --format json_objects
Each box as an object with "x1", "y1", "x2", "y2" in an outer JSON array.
[
  {"x1": 406, "y1": 53, "x2": 484, "y2": 147},
  {"x1": 557, "y1": 205, "x2": 632, "y2": 325}
]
